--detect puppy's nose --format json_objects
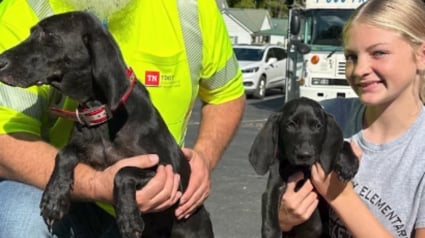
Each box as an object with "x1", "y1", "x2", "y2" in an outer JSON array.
[{"x1": 296, "y1": 151, "x2": 314, "y2": 161}]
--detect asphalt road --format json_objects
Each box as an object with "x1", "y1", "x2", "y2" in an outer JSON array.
[{"x1": 185, "y1": 91, "x2": 285, "y2": 238}]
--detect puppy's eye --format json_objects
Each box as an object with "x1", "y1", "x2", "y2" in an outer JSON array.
[
  {"x1": 286, "y1": 121, "x2": 297, "y2": 130},
  {"x1": 312, "y1": 122, "x2": 322, "y2": 130},
  {"x1": 44, "y1": 32, "x2": 58, "y2": 43}
]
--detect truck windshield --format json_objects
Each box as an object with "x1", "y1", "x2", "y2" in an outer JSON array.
[{"x1": 308, "y1": 9, "x2": 353, "y2": 47}]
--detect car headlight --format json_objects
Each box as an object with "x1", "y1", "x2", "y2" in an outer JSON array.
[{"x1": 242, "y1": 67, "x2": 260, "y2": 73}]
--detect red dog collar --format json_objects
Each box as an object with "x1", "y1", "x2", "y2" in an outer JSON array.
[{"x1": 49, "y1": 67, "x2": 137, "y2": 127}]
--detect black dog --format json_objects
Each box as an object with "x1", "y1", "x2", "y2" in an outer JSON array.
[
  {"x1": 249, "y1": 97, "x2": 359, "y2": 238},
  {"x1": 0, "y1": 11, "x2": 213, "y2": 238}
]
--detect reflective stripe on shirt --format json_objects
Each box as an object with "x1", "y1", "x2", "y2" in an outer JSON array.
[
  {"x1": 26, "y1": 0, "x2": 53, "y2": 18},
  {"x1": 0, "y1": 85, "x2": 47, "y2": 120},
  {"x1": 202, "y1": 54, "x2": 240, "y2": 90}
]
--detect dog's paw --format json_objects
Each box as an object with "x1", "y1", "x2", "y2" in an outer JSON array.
[
  {"x1": 39, "y1": 188, "x2": 71, "y2": 230},
  {"x1": 334, "y1": 157, "x2": 359, "y2": 182},
  {"x1": 116, "y1": 211, "x2": 145, "y2": 238},
  {"x1": 335, "y1": 166, "x2": 357, "y2": 182},
  {"x1": 334, "y1": 141, "x2": 360, "y2": 182}
]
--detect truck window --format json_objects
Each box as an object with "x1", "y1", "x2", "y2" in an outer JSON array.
[{"x1": 309, "y1": 10, "x2": 353, "y2": 47}]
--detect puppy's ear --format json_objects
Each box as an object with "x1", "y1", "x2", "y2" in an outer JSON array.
[
  {"x1": 83, "y1": 14, "x2": 128, "y2": 106},
  {"x1": 319, "y1": 112, "x2": 343, "y2": 174},
  {"x1": 249, "y1": 112, "x2": 281, "y2": 175}
]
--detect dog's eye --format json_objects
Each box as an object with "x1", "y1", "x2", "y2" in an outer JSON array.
[
  {"x1": 312, "y1": 122, "x2": 323, "y2": 130},
  {"x1": 44, "y1": 32, "x2": 58, "y2": 43},
  {"x1": 286, "y1": 121, "x2": 297, "y2": 130}
]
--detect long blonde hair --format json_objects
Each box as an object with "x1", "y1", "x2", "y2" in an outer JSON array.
[{"x1": 342, "y1": 0, "x2": 425, "y2": 102}]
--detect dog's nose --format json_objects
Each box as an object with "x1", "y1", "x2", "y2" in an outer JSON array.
[{"x1": 296, "y1": 151, "x2": 314, "y2": 161}]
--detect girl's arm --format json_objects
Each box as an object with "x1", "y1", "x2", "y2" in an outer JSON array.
[
  {"x1": 311, "y1": 163, "x2": 392, "y2": 237},
  {"x1": 415, "y1": 228, "x2": 425, "y2": 238}
]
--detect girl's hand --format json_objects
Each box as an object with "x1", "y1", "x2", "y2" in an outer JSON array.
[
  {"x1": 310, "y1": 163, "x2": 350, "y2": 202},
  {"x1": 278, "y1": 172, "x2": 319, "y2": 231},
  {"x1": 311, "y1": 140, "x2": 362, "y2": 202}
]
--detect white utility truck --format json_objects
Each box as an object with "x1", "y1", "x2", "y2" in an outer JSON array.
[{"x1": 285, "y1": 0, "x2": 367, "y2": 102}]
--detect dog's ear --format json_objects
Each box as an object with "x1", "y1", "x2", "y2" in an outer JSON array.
[
  {"x1": 319, "y1": 112, "x2": 343, "y2": 174},
  {"x1": 82, "y1": 15, "x2": 127, "y2": 105},
  {"x1": 249, "y1": 112, "x2": 282, "y2": 175}
]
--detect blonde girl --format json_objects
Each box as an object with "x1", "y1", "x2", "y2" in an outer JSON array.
[{"x1": 279, "y1": 0, "x2": 425, "y2": 237}]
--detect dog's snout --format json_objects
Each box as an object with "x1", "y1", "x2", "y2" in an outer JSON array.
[
  {"x1": 294, "y1": 140, "x2": 317, "y2": 163},
  {"x1": 296, "y1": 151, "x2": 314, "y2": 161}
]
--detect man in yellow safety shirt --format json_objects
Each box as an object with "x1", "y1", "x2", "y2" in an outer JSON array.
[{"x1": 0, "y1": 0, "x2": 246, "y2": 236}]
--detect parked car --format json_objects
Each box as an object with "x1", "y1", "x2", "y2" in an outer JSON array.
[{"x1": 233, "y1": 44, "x2": 287, "y2": 99}]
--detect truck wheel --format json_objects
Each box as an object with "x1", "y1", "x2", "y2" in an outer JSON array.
[{"x1": 254, "y1": 76, "x2": 266, "y2": 99}]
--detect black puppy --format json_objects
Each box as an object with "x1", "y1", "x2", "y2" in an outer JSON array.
[
  {"x1": 0, "y1": 11, "x2": 213, "y2": 238},
  {"x1": 249, "y1": 97, "x2": 359, "y2": 238}
]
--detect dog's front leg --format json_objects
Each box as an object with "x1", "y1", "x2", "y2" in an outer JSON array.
[
  {"x1": 262, "y1": 162, "x2": 284, "y2": 238},
  {"x1": 113, "y1": 166, "x2": 156, "y2": 238},
  {"x1": 40, "y1": 145, "x2": 81, "y2": 230}
]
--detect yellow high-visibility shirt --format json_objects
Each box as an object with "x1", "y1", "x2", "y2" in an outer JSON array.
[{"x1": 0, "y1": 0, "x2": 244, "y2": 148}]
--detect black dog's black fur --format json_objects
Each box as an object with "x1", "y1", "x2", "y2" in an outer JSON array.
[
  {"x1": 249, "y1": 97, "x2": 359, "y2": 238},
  {"x1": 0, "y1": 11, "x2": 213, "y2": 238}
]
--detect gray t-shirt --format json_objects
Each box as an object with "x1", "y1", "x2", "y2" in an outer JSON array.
[{"x1": 321, "y1": 98, "x2": 425, "y2": 237}]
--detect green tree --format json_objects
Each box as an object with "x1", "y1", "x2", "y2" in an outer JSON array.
[
  {"x1": 225, "y1": 0, "x2": 305, "y2": 18},
  {"x1": 227, "y1": 0, "x2": 241, "y2": 7},
  {"x1": 233, "y1": 0, "x2": 256, "y2": 8},
  {"x1": 264, "y1": 0, "x2": 289, "y2": 18}
]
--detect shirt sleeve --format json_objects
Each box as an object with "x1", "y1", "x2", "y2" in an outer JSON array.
[{"x1": 197, "y1": 0, "x2": 244, "y2": 104}]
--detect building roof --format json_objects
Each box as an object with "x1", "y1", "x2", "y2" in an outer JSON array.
[
  {"x1": 257, "y1": 18, "x2": 288, "y2": 36},
  {"x1": 222, "y1": 8, "x2": 270, "y2": 33}
]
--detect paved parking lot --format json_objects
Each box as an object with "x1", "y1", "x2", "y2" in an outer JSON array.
[{"x1": 185, "y1": 92, "x2": 285, "y2": 238}]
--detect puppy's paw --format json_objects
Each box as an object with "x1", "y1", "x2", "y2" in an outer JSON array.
[
  {"x1": 334, "y1": 164, "x2": 358, "y2": 182},
  {"x1": 116, "y1": 211, "x2": 144, "y2": 238},
  {"x1": 39, "y1": 187, "x2": 71, "y2": 230},
  {"x1": 334, "y1": 142, "x2": 359, "y2": 182}
]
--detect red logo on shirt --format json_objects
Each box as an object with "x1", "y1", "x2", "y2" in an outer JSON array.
[{"x1": 145, "y1": 71, "x2": 160, "y2": 86}]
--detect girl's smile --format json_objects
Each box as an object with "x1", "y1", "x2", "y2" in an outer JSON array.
[{"x1": 344, "y1": 23, "x2": 419, "y2": 106}]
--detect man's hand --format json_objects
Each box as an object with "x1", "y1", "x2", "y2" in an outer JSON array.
[
  {"x1": 135, "y1": 164, "x2": 182, "y2": 213},
  {"x1": 278, "y1": 172, "x2": 319, "y2": 232},
  {"x1": 90, "y1": 154, "x2": 181, "y2": 213},
  {"x1": 175, "y1": 148, "x2": 211, "y2": 220}
]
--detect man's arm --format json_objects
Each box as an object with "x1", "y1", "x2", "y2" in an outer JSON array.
[
  {"x1": 194, "y1": 95, "x2": 246, "y2": 170},
  {"x1": 0, "y1": 133, "x2": 180, "y2": 212},
  {"x1": 311, "y1": 162, "x2": 393, "y2": 237},
  {"x1": 176, "y1": 95, "x2": 245, "y2": 219},
  {"x1": 415, "y1": 228, "x2": 425, "y2": 238},
  {"x1": 0, "y1": 134, "x2": 56, "y2": 188}
]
